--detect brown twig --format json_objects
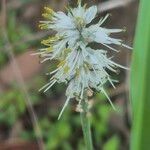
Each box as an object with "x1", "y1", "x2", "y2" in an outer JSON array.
[{"x1": 1, "y1": 0, "x2": 45, "y2": 150}]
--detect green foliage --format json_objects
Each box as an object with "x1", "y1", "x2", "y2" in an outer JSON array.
[
  {"x1": 103, "y1": 135, "x2": 120, "y2": 150},
  {"x1": 42, "y1": 118, "x2": 71, "y2": 149},
  {"x1": 0, "y1": 79, "x2": 121, "y2": 150},
  {"x1": 131, "y1": 0, "x2": 150, "y2": 149},
  {"x1": 0, "y1": 89, "x2": 25, "y2": 126},
  {"x1": 37, "y1": 109, "x2": 73, "y2": 150},
  {"x1": 7, "y1": 12, "x2": 31, "y2": 53},
  {"x1": 0, "y1": 51, "x2": 8, "y2": 69},
  {"x1": 19, "y1": 93, "x2": 121, "y2": 150},
  {"x1": 0, "y1": 11, "x2": 32, "y2": 68},
  {"x1": 92, "y1": 95, "x2": 114, "y2": 147},
  {"x1": 0, "y1": 88, "x2": 40, "y2": 126}
]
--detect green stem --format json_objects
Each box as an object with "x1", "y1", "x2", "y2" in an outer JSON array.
[
  {"x1": 80, "y1": 98, "x2": 93, "y2": 150},
  {"x1": 130, "y1": 0, "x2": 150, "y2": 149}
]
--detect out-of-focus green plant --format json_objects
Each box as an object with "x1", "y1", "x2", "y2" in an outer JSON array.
[
  {"x1": 131, "y1": 0, "x2": 150, "y2": 150},
  {"x1": 103, "y1": 135, "x2": 120, "y2": 150},
  {"x1": 20, "y1": 94, "x2": 121, "y2": 150},
  {"x1": 93, "y1": 94, "x2": 121, "y2": 149},
  {"x1": 39, "y1": 115, "x2": 72, "y2": 150},
  {"x1": 7, "y1": 12, "x2": 31, "y2": 53},
  {"x1": 0, "y1": 89, "x2": 25, "y2": 126},
  {"x1": 0, "y1": 11, "x2": 32, "y2": 68},
  {"x1": 0, "y1": 88, "x2": 40, "y2": 126}
]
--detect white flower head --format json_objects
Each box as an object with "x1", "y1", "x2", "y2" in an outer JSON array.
[{"x1": 38, "y1": 1, "x2": 131, "y2": 119}]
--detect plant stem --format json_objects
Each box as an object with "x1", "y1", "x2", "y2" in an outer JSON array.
[
  {"x1": 131, "y1": 0, "x2": 150, "y2": 149},
  {"x1": 80, "y1": 97, "x2": 93, "y2": 150}
]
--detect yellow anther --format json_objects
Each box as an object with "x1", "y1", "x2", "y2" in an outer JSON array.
[
  {"x1": 57, "y1": 60, "x2": 66, "y2": 67},
  {"x1": 41, "y1": 36, "x2": 60, "y2": 46},
  {"x1": 75, "y1": 68, "x2": 80, "y2": 77},
  {"x1": 44, "y1": 7, "x2": 54, "y2": 14},
  {"x1": 42, "y1": 7, "x2": 54, "y2": 19},
  {"x1": 49, "y1": 36, "x2": 60, "y2": 42},
  {"x1": 123, "y1": 26, "x2": 126, "y2": 32},
  {"x1": 64, "y1": 66, "x2": 70, "y2": 73},
  {"x1": 46, "y1": 47, "x2": 53, "y2": 52},
  {"x1": 42, "y1": 13, "x2": 48, "y2": 18},
  {"x1": 64, "y1": 48, "x2": 71, "y2": 53},
  {"x1": 39, "y1": 24, "x2": 48, "y2": 29},
  {"x1": 76, "y1": 17, "x2": 85, "y2": 29},
  {"x1": 41, "y1": 40, "x2": 50, "y2": 46}
]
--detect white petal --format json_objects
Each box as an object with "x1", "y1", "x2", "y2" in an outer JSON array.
[
  {"x1": 44, "y1": 80, "x2": 57, "y2": 92},
  {"x1": 82, "y1": 26, "x2": 125, "y2": 47},
  {"x1": 55, "y1": 12, "x2": 75, "y2": 29},
  {"x1": 102, "y1": 28, "x2": 123, "y2": 34},
  {"x1": 101, "y1": 88, "x2": 116, "y2": 110},
  {"x1": 72, "y1": 7, "x2": 85, "y2": 18},
  {"x1": 85, "y1": 6, "x2": 97, "y2": 24},
  {"x1": 58, "y1": 97, "x2": 71, "y2": 120},
  {"x1": 98, "y1": 14, "x2": 110, "y2": 26}
]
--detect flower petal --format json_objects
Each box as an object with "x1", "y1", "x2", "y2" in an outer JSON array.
[{"x1": 85, "y1": 6, "x2": 97, "y2": 24}]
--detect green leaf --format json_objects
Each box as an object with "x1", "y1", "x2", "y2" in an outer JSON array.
[
  {"x1": 103, "y1": 135, "x2": 120, "y2": 150},
  {"x1": 130, "y1": 0, "x2": 150, "y2": 149}
]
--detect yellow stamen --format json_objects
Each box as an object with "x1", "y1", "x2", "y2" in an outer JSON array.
[
  {"x1": 41, "y1": 36, "x2": 61, "y2": 46},
  {"x1": 39, "y1": 24, "x2": 48, "y2": 29},
  {"x1": 41, "y1": 40, "x2": 50, "y2": 46},
  {"x1": 64, "y1": 48, "x2": 71, "y2": 53},
  {"x1": 57, "y1": 60, "x2": 66, "y2": 67},
  {"x1": 76, "y1": 17, "x2": 85, "y2": 28},
  {"x1": 64, "y1": 66, "x2": 70, "y2": 73},
  {"x1": 49, "y1": 36, "x2": 60, "y2": 42},
  {"x1": 46, "y1": 47, "x2": 53, "y2": 52},
  {"x1": 44, "y1": 7, "x2": 54, "y2": 14},
  {"x1": 42, "y1": 13, "x2": 49, "y2": 18},
  {"x1": 42, "y1": 7, "x2": 54, "y2": 19},
  {"x1": 76, "y1": 68, "x2": 80, "y2": 77}
]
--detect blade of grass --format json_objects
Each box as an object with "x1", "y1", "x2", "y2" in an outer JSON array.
[{"x1": 130, "y1": 0, "x2": 150, "y2": 149}]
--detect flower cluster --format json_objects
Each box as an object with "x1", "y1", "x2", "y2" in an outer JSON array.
[{"x1": 38, "y1": 1, "x2": 131, "y2": 119}]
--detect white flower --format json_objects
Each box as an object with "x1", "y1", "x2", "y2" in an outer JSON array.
[
  {"x1": 38, "y1": 1, "x2": 131, "y2": 119},
  {"x1": 71, "y1": 4, "x2": 97, "y2": 25}
]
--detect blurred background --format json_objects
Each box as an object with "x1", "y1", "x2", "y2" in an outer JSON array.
[{"x1": 0, "y1": 0, "x2": 138, "y2": 149}]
